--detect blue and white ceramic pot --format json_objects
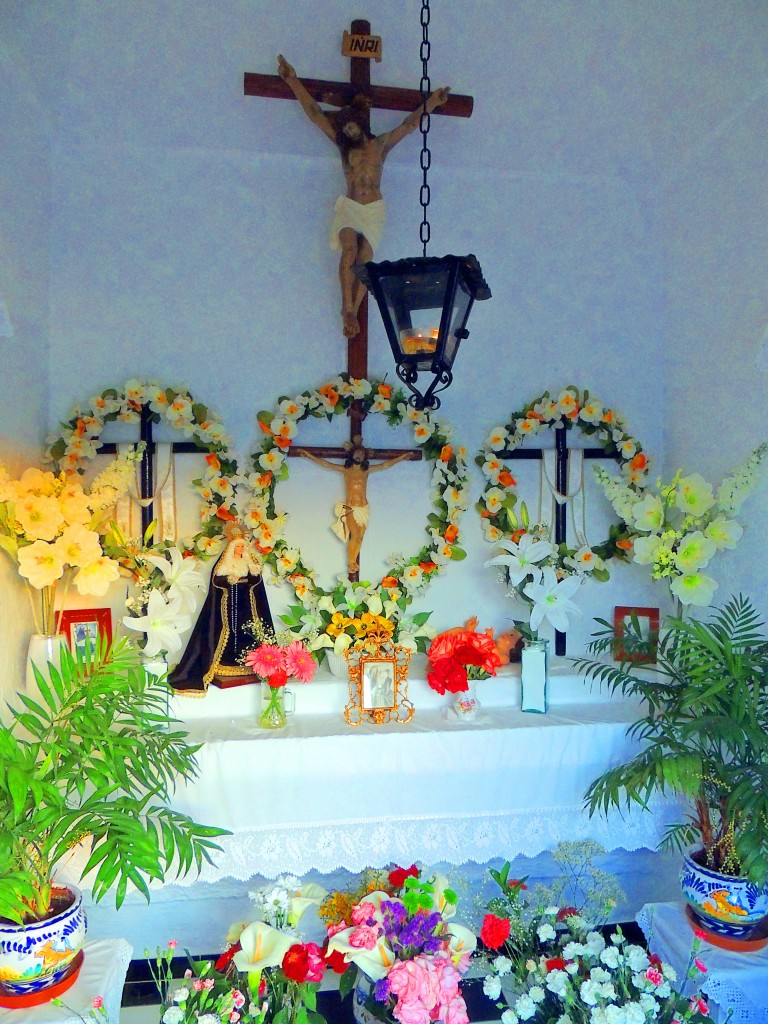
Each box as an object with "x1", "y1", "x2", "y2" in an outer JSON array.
[
  {"x1": 680, "y1": 849, "x2": 768, "y2": 939},
  {"x1": 0, "y1": 884, "x2": 86, "y2": 995}
]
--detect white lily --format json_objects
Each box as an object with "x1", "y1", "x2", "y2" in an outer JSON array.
[
  {"x1": 485, "y1": 533, "x2": 554, "y2": 587},
  {"x1": 670, "y1": 572, "x2": 718, "y2": 607},
  {"x1": 674, "y1": 532, "x2": 717, "y2": 573},
  {"x1": 144, "y1": 547, "x2": 206, "y2": 613},
  {"x1": 124, "y1": 589, "x2": 191, "y2": 658},
  {"x1": 704, "y1": 516, "x2": 744, "y2": 550},
  {"x1": 524, "y1": 568, "x2": 583, "y2": 633},
  {"x1": 431, "y1": 874, "x2": 457, "y2": 919},
  {"x1": 232, "y1": 921, "x2": 295, "y2": 973}
]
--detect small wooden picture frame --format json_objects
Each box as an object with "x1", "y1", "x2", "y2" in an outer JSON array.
[
  {"x1": 59, "y1": 608, "x2": 113, "y2": 657},
  {"x1": 613, "y1": 606, "x2": 660, "y2": 664}
]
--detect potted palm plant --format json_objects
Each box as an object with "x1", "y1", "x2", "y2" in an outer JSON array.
[
  {"x1": 573, "y1": 595, "x2": 768, "y2": 941},
  {"x1": 0, "y1": 637, "x2": 227, "y2": 997}
]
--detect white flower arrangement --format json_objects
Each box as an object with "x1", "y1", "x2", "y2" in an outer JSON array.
[{"x1": 595, "y1": 441, "x2": 768, "y2": 608}]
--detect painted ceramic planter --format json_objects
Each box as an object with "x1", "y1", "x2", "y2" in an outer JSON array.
[
  {"x1": 0, "y1": 885, "x2": 87, "y2": 995},
  {"x1": 680, "y1": 849, "x2": 768, "y2": 939}
]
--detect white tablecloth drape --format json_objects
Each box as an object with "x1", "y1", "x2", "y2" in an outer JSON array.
[
  {"x1": 637, "y1": 902, "x2": 768, "y2": 1024},
  {"x1": 168, "y1": 686, "x2": 680, "y2": 879}
]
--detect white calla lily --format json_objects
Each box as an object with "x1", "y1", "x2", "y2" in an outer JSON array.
[
  {"x1": 232, "y1": 920, "x2": 295, "y2": 973},
  {"x1": 288, "y1": 882, "x2": 327, "y2": 926},
  {"x1": 431, "y1": 875, "x2": 457, "y2": 919},
  {"x1": 447, "y1": 922, "x2": 477, "y2": 964},
  {"x1": 325, "y1": 925, "x2": 396, "y2": 982}
]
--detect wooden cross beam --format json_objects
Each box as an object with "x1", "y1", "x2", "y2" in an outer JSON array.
[
  {"x1": 500, "y1": 428, "x2": 620, "y2": 656},
  {"x1": 244, "y1": 21, "x2": 474, "y2": 580}
]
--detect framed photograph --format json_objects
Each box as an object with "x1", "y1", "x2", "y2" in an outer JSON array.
[
  {"x1": 362, "y1": 658, "x2": 397, "y2": 711},
  {"x1": 345, "y1": 639, "x2": 413, "y2": 726},
  {"x1": 613, "y1": 606, "x2": 660, "y2": 663},
  {"x1": 59, "y1": 608, "x2": 112, "y2": 657}
]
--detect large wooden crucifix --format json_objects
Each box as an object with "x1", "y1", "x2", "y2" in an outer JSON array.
[
  {"x1": 245, "y1": 21, "x2": 474, "y2": 581},
  {"x1": 499, "y1": 429, "x2": 620, "y2": 656}
]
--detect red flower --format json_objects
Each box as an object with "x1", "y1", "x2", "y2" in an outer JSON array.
[
  {"x1": 267, "y1": 668, "x2": 288, "y2": 688},
  {"x1": 509, "y1": 879, "x2": 528, "y2": 891},
  {"x1": 324, "y1": 942, "x2": 349, "y2": 975},
  {"x1": 427, "y1": 658, "x2": 468, "y2": 695},
  {"x1": 479, "y1": 914, "x2": 511, "y2": 950},
  {"x1": 215, "y1": 942, "x2": 241, "y2": 972},
  {"x1": 389, "y1": 864, "x2": 419, "y2": 888},
  {"x1": 544, "y1": 957, "x2": 567, "y2": 973},
  {"x1": 282, "y1": 944, "x2": 310, "y2": 983},
  {"x1": 556, "y1": 906, "x2": 578, "y2": 921},
  {"x1": 648, "y1": 952, "x2": 663, "y2": 970}
]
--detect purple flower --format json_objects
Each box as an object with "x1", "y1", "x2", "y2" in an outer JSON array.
[{"x1": 374, "y1": 978, "x2": 391, "y2": 1003}]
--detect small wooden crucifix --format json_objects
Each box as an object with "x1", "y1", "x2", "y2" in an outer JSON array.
[
  {"x1": 499, "y1": 429, "x2": 620, "y2": 656},
  {"x1": 244, "y1": 21, "x2": 474, "y2": 581}
]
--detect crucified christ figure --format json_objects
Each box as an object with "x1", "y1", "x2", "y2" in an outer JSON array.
[
  {"x1": 277, "y1": 55, "x2": 450, "y2": 339},
  {"x1": 299, "y1": 438, "x2": 411, "y2": 576}
]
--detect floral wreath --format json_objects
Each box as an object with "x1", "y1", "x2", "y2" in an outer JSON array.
[
  {"x1": 241, "y1": 374, "x2": 470, "y2": 608},
  {"x1": 477, "y1": 385, "x2": 649, "y2": 580},
  {"x1": 45, "y1": 378, "x2": 239, "y2": 558}
]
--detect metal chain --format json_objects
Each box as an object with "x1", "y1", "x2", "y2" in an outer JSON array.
[{"x1": 419, "y1": 0, "x2": 431, "y2": 256}]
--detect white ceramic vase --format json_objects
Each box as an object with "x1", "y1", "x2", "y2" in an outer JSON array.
[
  {"x1": 0, "y1": 884, "x2": 87, "y2": 995},
  {"x1": 25, "y1": 633, "x2": 66, "y2": 693}
]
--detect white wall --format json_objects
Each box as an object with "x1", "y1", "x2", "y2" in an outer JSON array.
[{"x1": 4, "y1": 0, "x2": 768, "y2": 655}]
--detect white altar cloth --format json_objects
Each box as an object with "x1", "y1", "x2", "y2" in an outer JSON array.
[
  {"x1": 637, "y1": 902, "x2": 768, "y2": 1024},
  {"x1": 165, "y1": 662, "x2": 680, "y2": 879}
]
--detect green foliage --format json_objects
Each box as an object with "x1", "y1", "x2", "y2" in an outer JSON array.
[
  {"x1": 0, "y1": 638, "x2": 228, "y2": 924},
  {"x1": 574, "y1": 595, "x2": 768, "y2": 883}
]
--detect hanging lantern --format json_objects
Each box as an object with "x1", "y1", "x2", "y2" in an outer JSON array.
[
  {"x1": 356, "y1": 0, "x2": 490, "y2": 409},
  {"x1": 356, "y1": 254, "x2": 490, "y2": 410}
]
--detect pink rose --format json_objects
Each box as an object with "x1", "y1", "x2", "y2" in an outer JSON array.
[
  {"x1": 92, "y1": 996, "x2": 104, "y2": 1010},
  {"x1": 203, "y1": 978, "x2": 215, "y2": 989},
  {"x1": 350, "y1": 924, "x2": 380, "y2": 950},
  {"x1": 304, "y1": 942, "x2": 326, "y2": 983},
  {"x1": 393, "y1": 998, "x2": 430, "y2": 1024},
  {"x1": 193, "y1": 979, "x2": 204, "y2": 992},
  {"x1": 442, "y1": 994, "x2": 469, "y2": 1024},
  {"x1": 231, "y1": 989, "x2": 245, "y2": 1009},
  {"x1": 168, "y1": 939, "x2": 178, "y2": 950}
]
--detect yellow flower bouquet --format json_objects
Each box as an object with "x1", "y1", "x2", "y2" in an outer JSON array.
[{"x1": 0, "y1": 446, "x2": 143, "y2": 634}]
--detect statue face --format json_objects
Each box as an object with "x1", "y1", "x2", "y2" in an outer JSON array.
[{"x1": 342, "y1": 121, "x2": 364, "y2": 141}]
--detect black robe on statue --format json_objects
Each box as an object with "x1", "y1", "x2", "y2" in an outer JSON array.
[{"x1": 169, "y1": 553, "x2": 274, "y2": 691}]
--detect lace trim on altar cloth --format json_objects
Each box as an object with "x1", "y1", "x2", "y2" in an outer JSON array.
[
  {"x1": 637, "y1": 905, "x2": 768, "y2": 1024},
  {"x1": 194, "y1": 801, "x2": 680, "y2": 882}
]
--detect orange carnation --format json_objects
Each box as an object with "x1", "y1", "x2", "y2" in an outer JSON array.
[
  {"x1": 381, "y1": 576, "x2": 399, "y2": 589},
  {"x1": 378, "y1": 383, "x2": 392, "y2": 398}
]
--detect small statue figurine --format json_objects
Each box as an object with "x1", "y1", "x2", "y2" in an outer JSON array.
[{"x1": 169, "y1": 525, "x2": 274, "y2": 690}]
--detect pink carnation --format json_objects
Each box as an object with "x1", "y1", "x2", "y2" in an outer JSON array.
[
  {"x1": 352, "y1": 901, "x2": 377, "y2": 926},
  {"x1": 646, "y1": 967, "x2": 663, "y2": 986},
  {"x1": 304, "y1": 942, "x2": 326, "y2": 983},
  {"x1": 350, "y1": 924, "x2": 380, "y2": 950},
  {"x1": 92, "y1": 996, "x2": 104, "y2": 1009},
  {"x1": 328, "y1": 920, "x2": 348, "y2": 937},
  {"x1": 284, "y1": 641, "x2": 316, "y2": 682},
  {"x1": 203, "y1": 978, "x2": 215, "y2": 990},
  {"x1": 694, "y1": 957, "x2": 707, "y2": 973},
  {"x1": 193, "y1": 979, "x2": 204, "y2": 992}
]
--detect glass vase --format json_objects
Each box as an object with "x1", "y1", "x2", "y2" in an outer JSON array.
[
  {"x1": 521, "y1": 638, "x2": 548, "y2": 713},
  {"x1": 258, "y1": 684, "x2": 295, "y2": 729}
]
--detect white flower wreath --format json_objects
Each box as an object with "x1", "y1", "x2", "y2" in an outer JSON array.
[
  {"x1": 241, "y1": 374, "x2": 470, "y2": 609},
  {"x1": 45, "y1": 378, "x2": 239, "y2": 557},
  {"x1": 478, "y1": 385, "x2": 649, "y2": 587}
]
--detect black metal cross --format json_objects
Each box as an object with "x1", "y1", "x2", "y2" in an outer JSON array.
[
  {"x1": 499, "y1": 426, "x2": 619, "y2": 656},
  {"x1": 99, "y1": 407, "x2": 200, "y2": 541}
]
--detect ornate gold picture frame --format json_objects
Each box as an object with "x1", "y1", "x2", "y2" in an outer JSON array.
[{"x1": 344, "y1": 633, "x2": 413, "y2": 725}]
